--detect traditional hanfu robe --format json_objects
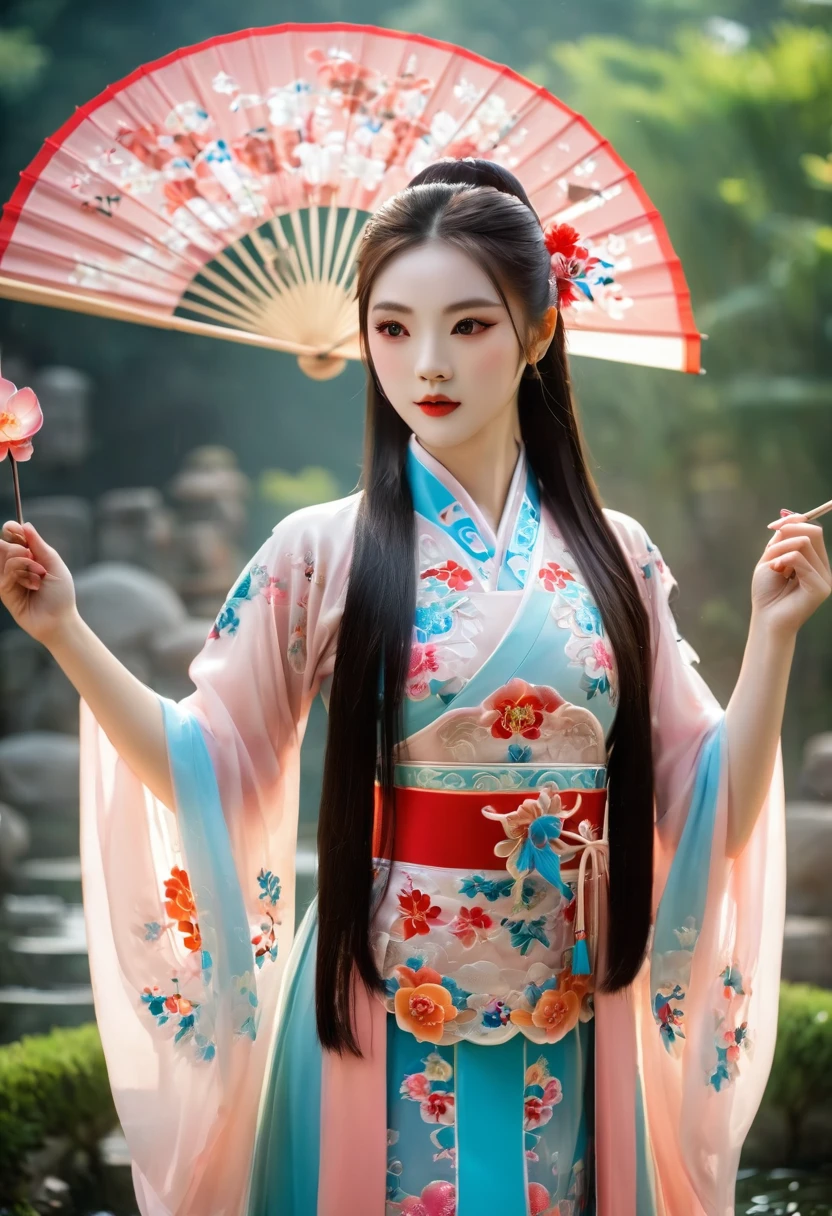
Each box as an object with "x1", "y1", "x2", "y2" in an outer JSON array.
[{"x1": 80, "y1": 434, "x2": 786, "y2": 1216}]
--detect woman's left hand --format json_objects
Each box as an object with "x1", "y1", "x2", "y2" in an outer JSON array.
[{"x1": 752, "y1": 509, "x2": 832, "y2": 636}]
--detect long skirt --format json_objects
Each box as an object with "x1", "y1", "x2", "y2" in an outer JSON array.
[{"x1": 247, "y1": 897, "x2": 596, "y2": 1215}]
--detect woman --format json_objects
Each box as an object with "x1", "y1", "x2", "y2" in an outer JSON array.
[{"x1": 1, "y1": 159, "x2": 828, "y2": 1216}]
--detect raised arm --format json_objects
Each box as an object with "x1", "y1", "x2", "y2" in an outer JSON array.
[{"x1": 0, "y1": 519, "x2": 173, "y2": 806}]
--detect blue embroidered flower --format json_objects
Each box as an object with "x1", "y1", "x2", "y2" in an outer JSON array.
[
  {"x1": 384, "y1": 976, "x2": 401, "y2": 999},
  {"x1": 414, "y1": 596, "x2": 464, "y2": 644},
  {"x1": 143, "y1": 921, "x2": 163, "y2": 941},
  {"x1": 501, "y1": 915, "x2": 550, "y2": 955},
  {"x1": 524, "y1": 976, "x2": 559, "y2": 1008},
  {"x1": 257, "y1": 868, "x2": 282, "y2": 906},
  {"x1": 458, "y1": 873, "x2": 538, "y2": 905},
  {"x1": 209, "y1": 563, "x2": 269, "y2": 639},
  {"x1": 440, "y1": 974, "x2": 472, "y2": 1011},
  {"x1": 508, "y1": 742, "x2": 533, "y2": 763},
  {"x1": 720, "y1": 964, "x2": 745, "y2": 996}
]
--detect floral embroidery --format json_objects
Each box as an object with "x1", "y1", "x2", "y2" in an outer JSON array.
[
  {"x1": 252, "y1": 868, "x2": 283, "y2": 968},
  {"x1": 512, "y1": 986, "x2": 580, "y2": 1042},
  {"x1": 141, "y1": 978, "x2": 215, "y2": 1061},
  {"x1": 538, "y1": 561, "x2": 576, "y2": 592},
  {"x1": 523, "y1": 1055, "x2": 563, "y2": 1130},
  {"x1": 392, "y1": 877, "x2": 445, "y2": 940},
  {"x1": 287, "y1": 590, "x2": 309, "y2": 672},
  {"x1": 208, "y1": 562, "x2": 269, "y2": 638},
  {"x1": 720, "y1": 963, "x2": 745, "y2": 998},
  {"x1": 395, "y1": 1049, "x2": 458, "y2": 1182},
  {"x1": 406, "y1": 642, "x2": 440, "y2": 700},
  {"x1": 164, "y1": 866, "x2": 202, "y2": 952},
  {"x1": 421, "y1": 559, "x2": 474, "y2": 593},
  {"x1": 383, "y1": 961, "x2": 474, "y2": 1021},
  {"x1": 447, "y1": 904, "x2": 495, "y2": 948},
  {"x1": 482, "y1": 997, "x2": 512, "y2": 1028},
  {"x1": 394, "y1": 981, "x2": 459, "y2": 1043},
  {"x1": 483, "y1": 678, "x2": 564, "y2": 741},
  {"x1": 458, "y1": 872, "x2": 541, "y2": 906},
  {"x1": 654, "y1": 984, "x2": 686, "y2": 1051},
  {"x1": 501, "y1": 914, "x2": 551, "y2": 956},
  {"x1": 709, "y1": 1015, "x2": 750, "y2": 1091}
]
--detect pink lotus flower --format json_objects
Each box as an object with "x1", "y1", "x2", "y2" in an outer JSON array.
[
  {"x1": 0, "y1": 379, "x2": 43, "y2": 462},
  {"x1": 399, "y1": 1071, "x2": 430, "y2": 1101}
]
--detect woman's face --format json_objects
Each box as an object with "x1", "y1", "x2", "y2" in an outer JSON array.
[{"x1": 365, "y1": 239, "x2": 556, "y2": 451}]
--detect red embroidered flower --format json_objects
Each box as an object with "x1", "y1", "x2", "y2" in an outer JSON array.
[
  {"x1": 420, "y1": 1090, "x2": 455, "y2": 1124},
  {"x1": 407, "y1": 643, "x2": 440, "y2": 698},
  {"x1": 484, "y1": 678, "x2": 563, "y2": 741},
  {"x1": 396, "y1": 886, "x2": 443, "y2": 939},
  {"x1": 538, "y1": 561, "x2": 575, "y2": 592},
  {"x1": 164, "y1": 866, "x2": 202, "y2": 953},
  {"x1": 421, "y1": 559, "x2": 474, "y2": 592},
  {"x1": 448, "y1": 905, "x2": 494, "y2": 948}
]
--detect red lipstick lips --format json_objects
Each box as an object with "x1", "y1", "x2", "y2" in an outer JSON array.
[{"x1": 415, "y1": 395, "x2": 460, "y2": 417}]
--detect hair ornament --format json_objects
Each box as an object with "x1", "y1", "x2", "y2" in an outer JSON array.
[{"x1": 542, "y1": 221, "x2": 615, "y2": 309}]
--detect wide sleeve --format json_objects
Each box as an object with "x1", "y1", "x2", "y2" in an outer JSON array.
[
  {"x1": 79, "y1": 502, "x2": 353, "y2": 1216},
  {"x1": 609, "y1": 511, "x2": 787, "y2": 1215}
]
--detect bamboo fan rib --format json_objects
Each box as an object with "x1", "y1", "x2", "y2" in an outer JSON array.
[{"x1": 0, "y1": 22, "x2": 702, "y2": 377}]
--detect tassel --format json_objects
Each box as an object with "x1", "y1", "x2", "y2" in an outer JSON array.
[{"x1": 572, "y1": 929, "x2": 591, "y2": 976}]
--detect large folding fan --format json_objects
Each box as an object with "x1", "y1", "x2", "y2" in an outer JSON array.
[{"x1": 0, "y1": 22, "x2": 702, "y2": 379}]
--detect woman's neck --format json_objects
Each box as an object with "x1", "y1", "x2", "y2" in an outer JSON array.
[{"x1": 416, "y1": 410, "x2": 522, "y2": 533}]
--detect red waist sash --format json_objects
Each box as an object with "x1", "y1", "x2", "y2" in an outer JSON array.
[{"x1": 372, "y1": 783, "x2": 607, "y2": 871}]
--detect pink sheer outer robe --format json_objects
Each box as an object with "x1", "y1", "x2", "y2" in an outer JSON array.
[{"x1": 79, "y1": 456, "x2": 785, "y2": 1216}]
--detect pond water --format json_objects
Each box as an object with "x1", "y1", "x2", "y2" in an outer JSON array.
[{"x1": 737, "y1": 1169, "x2": 832, "y2": 1214}]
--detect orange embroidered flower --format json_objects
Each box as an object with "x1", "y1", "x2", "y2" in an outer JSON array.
[
  {"x1": 394, "y1": 982, "x2": 459, "y2": 1044},
  {"x1": 393, "y1": 963, "x2": 443, "y2": 987},
  {"x1": 510, "y1": 988, "x2": 580, "y2": 1043},
  {"x1": 164, "y1": 866, "x2": 202, "y2": 953}
]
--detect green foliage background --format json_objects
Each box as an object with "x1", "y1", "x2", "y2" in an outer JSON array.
[{"x1": 0, "y1": 0, "x2": 830, "y2": 784}]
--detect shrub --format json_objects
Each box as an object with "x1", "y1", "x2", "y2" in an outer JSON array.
[
  {"x1": 759, "y1": 981, "x2": 832, "y2": 1162},
  {"x1": 0, "y1": 1023, "x2": 115, "y2": 1205}
]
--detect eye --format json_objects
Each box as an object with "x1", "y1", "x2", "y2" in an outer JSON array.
[
  {"x1": 374, "y1": 320, "x2": 408, "y2": 338},
  {"x1": 373, "y1": 317, "x2": 494, "y2": 339},
  {"x1": 453, "y1": 317, "x2": 492, "y2": 336}
]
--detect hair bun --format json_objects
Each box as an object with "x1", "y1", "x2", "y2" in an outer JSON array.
[{"x1": 407, "y1": 157, "x2": 535, "y2": 212}]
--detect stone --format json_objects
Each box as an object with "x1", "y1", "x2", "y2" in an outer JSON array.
[
  {"x1": 74, "y1": 562, "x2": 186, "y2": 650},
  {"x1": 28, "y1": 365, "x2": 92, "y2": 467},
  {"x1": 0, "y1": 732, "x2": 78, "y2": 813},
  {"x1": 801, "y1": 733, "x2": 832, "y2": 801},
  {"x1": 0, "y1": 802, "x2": 30, "y2": 873},
  {"x1": 781, "y1": 915, "x2": 832, "y2": 989},
  {"x1": 97, "y1": 487, "x2": 175, "y2": 577},
  {"x1": 0, "y1": 631, "x2": 79, "y2": 734},
  {"x1": 0, "y1": 733, "x2": 80, "y2": 857},
  {"x1": 22, "y1": 496, "x2": 94, "y2": 572},
  {"x1": 785, "y1": 802, "x2": 832, "y2": 917}
]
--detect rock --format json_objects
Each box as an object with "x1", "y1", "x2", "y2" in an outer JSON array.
[
  {"x1": 0, "y1": 801, "x2": 30, "y2": 873},
  {"x1": 801, "y1": 733, "x2": 832, "y2": 801},
  {"x1": 0, "y1": 631, "x2": 79, "y2": 735},
  {"x1": 29, "y1": 365, "x2": 92, "y2": 467},
  {"x1": 781, "y1": 915, "x2": 832, "y2": 989},
  {"x1": 786, "y1": 802, "x2": 832, "y2": 917},
  {"x1": 97, "y1": 487, "x2": 175, "y2": 576},
  {"x1": 74, "y1": 562, "x2": 186, "y2": 650},
  {"x1": 0, "y1": 733, "x2": 79, "y2": 857},
  {"x1": 23, "y1": 496, "x2": 94, "y2": 572}
]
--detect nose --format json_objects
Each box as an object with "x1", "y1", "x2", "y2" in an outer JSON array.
[{"x1": 414, "y1": 334, "x2": 453, "y2": 385}]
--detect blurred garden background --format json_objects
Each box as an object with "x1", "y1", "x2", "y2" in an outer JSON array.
[{"x1": 0, "y1": 0, "x2": 830, "y2": 1212}]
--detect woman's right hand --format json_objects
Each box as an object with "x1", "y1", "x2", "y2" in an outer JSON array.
[{"x1": 0, "y1": 520, "x2": 78, "y2": 648}]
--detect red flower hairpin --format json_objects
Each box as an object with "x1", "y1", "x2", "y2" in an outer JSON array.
[
  {"x1": 0, "y1": 375, "x2": 43, "y2": 525},
  {"x1": 542, "y1": 221, "x2": 615, "y2": 309}
]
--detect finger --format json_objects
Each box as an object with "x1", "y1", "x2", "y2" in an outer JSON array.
[
  {"x1": 2, "y1": 520, "x2": 28, "y2": 545},
  {"x1": 0, "y1": 539, "x2": 35, "y2": 570},
  {"x1": 764, "y1": 524, "x2": 827, "y2": 571},
  {"x1": 1, "y1": 554, "x2": 46, "y2": 588},
  {"x1": 20, "y1": 522, "x2": 58, "y2": 566},
  {"x1": 769, "y1": 549, "x2": 830, "y2": 590}
]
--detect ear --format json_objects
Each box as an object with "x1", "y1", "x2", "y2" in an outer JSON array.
[{"x1": 528, "y1": 305, "x2": 559, "y2": 365}]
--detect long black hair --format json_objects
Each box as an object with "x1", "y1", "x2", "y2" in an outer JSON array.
[{"x1": 315, "y1": 158, "x2": 654, "y2": 1056}]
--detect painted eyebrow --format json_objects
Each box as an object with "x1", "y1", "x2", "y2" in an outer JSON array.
[{"x1": 370, "y1": 296, "x2": 503, "y2": 315}]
